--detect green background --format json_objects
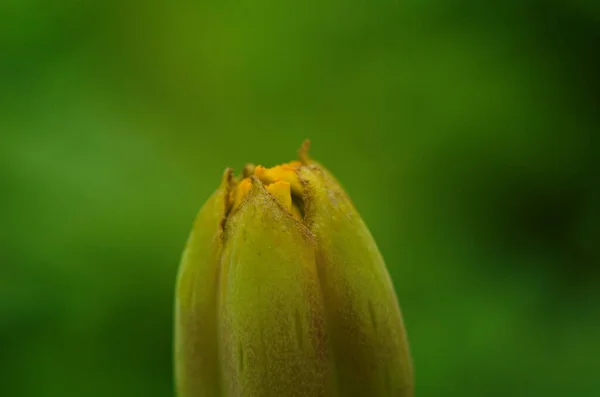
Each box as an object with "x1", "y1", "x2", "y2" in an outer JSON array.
[{"x1": 2, "y1": 1, "x2": 599, "y2": 396}]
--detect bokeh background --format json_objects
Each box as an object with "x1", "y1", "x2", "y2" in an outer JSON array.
[{"x1": 2, "y1": 1, "x2": 599, "y2": 396}]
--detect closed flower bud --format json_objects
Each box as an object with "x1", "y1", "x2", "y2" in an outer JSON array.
[{"x1": 175, "y1": 141, "x2": 413, "y2": 397}]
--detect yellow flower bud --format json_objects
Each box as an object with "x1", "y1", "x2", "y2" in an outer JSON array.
[{"x1": 175, "y1": 141, "x2": 413, "y2": 397}]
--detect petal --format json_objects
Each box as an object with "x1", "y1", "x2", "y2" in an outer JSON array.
[{"x1": 219, "y1": 177, "x2": 337, "y2": 397}]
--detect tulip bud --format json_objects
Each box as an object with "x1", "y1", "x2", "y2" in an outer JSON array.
[{"x1": 175, "y1": 141, "x2": 414, "y2": 397}]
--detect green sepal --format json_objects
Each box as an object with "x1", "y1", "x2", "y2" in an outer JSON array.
[
  {"x1": 174, "y1": 169, "x2": 233, "y2": 397},
  {"x1": 218, "y1": 177, "x2": 338, "y2": 397},
  {"x1": 299, "y1": 164, "x2": 414, "y2": 397}
]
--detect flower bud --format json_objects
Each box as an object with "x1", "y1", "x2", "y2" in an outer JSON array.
[{"x1": 175, "y1": 142, "x2": 413, "y2": 397}]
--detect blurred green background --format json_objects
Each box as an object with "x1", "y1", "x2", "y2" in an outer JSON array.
[{"x1": 2, "y1": 1, "x2": 599, "y2": 396}]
